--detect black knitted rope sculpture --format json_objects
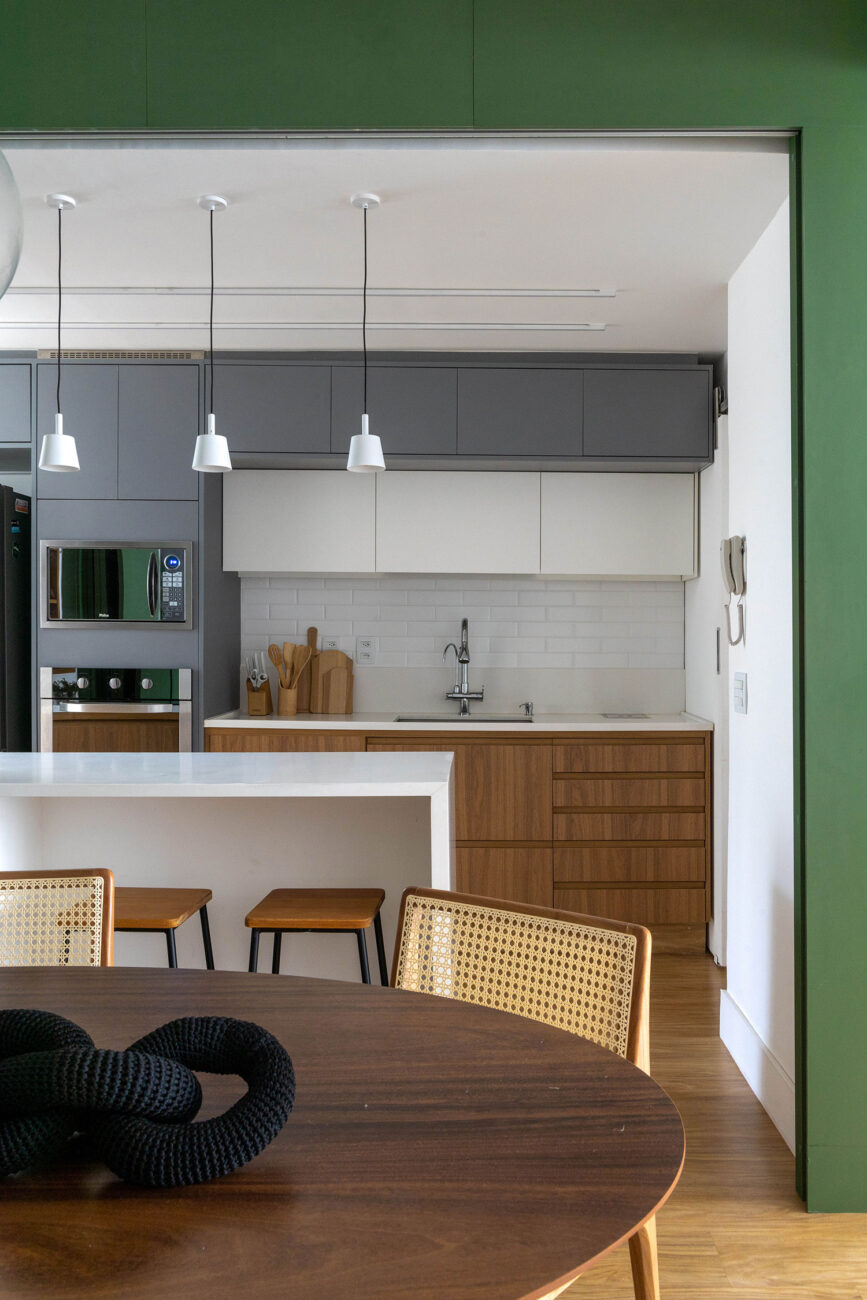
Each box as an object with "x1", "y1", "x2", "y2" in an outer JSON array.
[{"x1": 0, "y1": 1009, "x2": 295, "y2": 1188}]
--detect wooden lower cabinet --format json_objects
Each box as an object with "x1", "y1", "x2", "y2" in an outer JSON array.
[
  {"x1": 366, "y1": 739, "x2": 552, "y2": 841},
  {"x1": 206, "y1": 729, "x2": 364, "y2": 753},
  {"x1": 53, "y1": 714, "x2": 179, "y2": 753},
  {"x1": 206, "y1": 725, "x2": 712, "y2": 938},
  {"x1": 457, "y1": 847, "x2": 553, "y2": 908}
]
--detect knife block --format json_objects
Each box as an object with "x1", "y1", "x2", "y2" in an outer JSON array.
[{"x1": 246, "y1": 679, "x2": 273, "y2": 717}]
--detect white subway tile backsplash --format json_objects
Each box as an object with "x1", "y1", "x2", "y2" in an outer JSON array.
[{"x1": 240, "y1": 575, "x2": 685, "y2": 670}]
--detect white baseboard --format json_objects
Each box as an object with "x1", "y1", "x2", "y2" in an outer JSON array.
[{"x1": 720, "y1": 989, "x2": 796, "y2": 1153}]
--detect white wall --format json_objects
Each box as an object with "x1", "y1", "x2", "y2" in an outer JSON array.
[
  {"x1": 685, "y1": 414, "x2": 730, "y2": 962},
  {"x1": 718, "y1": 199, "x2": 795, "y2": 1150}
]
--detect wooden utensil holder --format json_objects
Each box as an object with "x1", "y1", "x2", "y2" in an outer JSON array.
[
  {"x1": 246, "y1": 679, "x2": 273, "y2": 716},
  {"x1": 278, "y1": 685, "x2": 298, "y2": 716}
]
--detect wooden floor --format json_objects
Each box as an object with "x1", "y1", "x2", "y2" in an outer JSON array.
[{"x1": 565, "y1": 946, "x2": 867, "y2": 1300}]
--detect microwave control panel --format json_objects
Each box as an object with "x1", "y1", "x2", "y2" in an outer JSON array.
[{"x1": 159, "y1": 550, "x2": 186, "y2": 622}]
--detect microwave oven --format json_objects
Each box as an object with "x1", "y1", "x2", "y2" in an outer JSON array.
[{"x1": 40, "y1": 542, "x2": 192, "y2": 629}]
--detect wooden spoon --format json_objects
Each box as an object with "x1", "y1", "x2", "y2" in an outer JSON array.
[
  {"x1": 290, "y1": 645, "x2": 312, "y2": 689},
  {"x1": 268, "y1": 643, "x2": 288, "y2": 688}
]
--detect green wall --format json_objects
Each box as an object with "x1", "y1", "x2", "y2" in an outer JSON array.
[{"x1": 4, "y1": 0, "x2": 867, "y2": 1210}]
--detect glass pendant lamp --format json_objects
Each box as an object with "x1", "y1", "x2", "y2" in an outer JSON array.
[
  {"x1": 192, "y1": 195, "x2": 232, "y2": 473},
  {"x1": 347, "y1": 193, "x2": 386, "y2": 473},
  {"x1": 0, "y1": 152, "x2": 22, "y2": 300},
  {"x1": 38, "y1": 194, "x2": 80, "y2": 473}
]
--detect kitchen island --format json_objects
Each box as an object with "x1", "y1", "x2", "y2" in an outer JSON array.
[{"x1": 0, "y1": 752, "x2": 454, "y2": 978}]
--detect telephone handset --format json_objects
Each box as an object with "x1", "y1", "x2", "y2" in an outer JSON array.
[{"x1": 721, "y1": 535, "x2": 746, "y2": 645}]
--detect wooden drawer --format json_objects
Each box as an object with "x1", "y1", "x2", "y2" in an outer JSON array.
[
  {"x1": 206, "y1": 729, "x2": 364, "y2": 753},
  {"x1": 555, "y1": 811, "x2": 705, "y2": 841},
  {"x1": 553, "y1": 741, "x2": 706, "y2": 774},
  {"x1": 554, "y1": 885, "x2": 707, "y2": 926},
  {"x1": 367, "y1": 739, "x2": 552, "y2": 841},
  {"x1": 555, "y1": 844, "x2": 706, "y2": 884},
  {"x1": 457, "y1": 848, "x2": 553, "y2": 908},
  {"x1": 554, "y1": 776, "x2": 705, "y2": 809}
]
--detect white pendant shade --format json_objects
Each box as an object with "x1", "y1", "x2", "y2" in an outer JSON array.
[
  {"x1": 192, "y1": 412, "x2": 233, "y2": 473},
  {"x1": 38, "y1": 413, "x2": 80, "y2": 472},
  {"x1": 347, "y1": 413, "x2": 385, "y2": 473}
]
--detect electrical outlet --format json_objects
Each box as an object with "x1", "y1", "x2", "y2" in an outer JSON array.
[
  {"x1": 320, "y1": 637, "x2": 339, "y2": 651},
  {"x1": 733, "y1": 671, "x2": 748, "y2": 715},
  {"x1": 355, "y1": 636, "x2": 378, "y2": 665}
]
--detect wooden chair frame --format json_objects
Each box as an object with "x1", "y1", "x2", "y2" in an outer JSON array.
[
  {"x1": 0, "y1": 869, "x2": 115, "y2": 967},
  {"x1": 391, "y1": 886, "x2": 659, "y2": 1300}
]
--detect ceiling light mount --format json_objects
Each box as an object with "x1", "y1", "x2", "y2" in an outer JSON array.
[
  {"x1": 350, "y1": 192, "x2": 381, "y2": 211},
  {"x1": 45, "y1": 193, "x2": 76, "y2": 211},
  {"x1": 197, "y1": 194, "x2": 228, "y2": 213}
]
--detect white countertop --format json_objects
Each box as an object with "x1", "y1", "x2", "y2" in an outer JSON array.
[
  {"x1": 0, "y1": 752, "x2": 454, "y2": 798},
  {"x1": 205, "y1": 709, "x2": 712, "y2": 733}
]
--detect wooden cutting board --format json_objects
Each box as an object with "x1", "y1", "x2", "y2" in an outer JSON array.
[{"x1": 310, "y1": 650, "x2": 353, "y2": 714}]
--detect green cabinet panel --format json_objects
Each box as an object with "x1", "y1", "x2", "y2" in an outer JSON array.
[{"x1": 145, "y1": 0, "x2": 473, "y2": 129}]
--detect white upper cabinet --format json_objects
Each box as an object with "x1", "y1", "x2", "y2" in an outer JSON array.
[
  {"x1": 541, "y1": 473, "x2": 696, "y2": 577},
  {"x1": 223, "y1": 470, "x2": 376, "y2": 573},
  {"x1": 376, "y1": 472, "x2": 540, "y2": 574}
]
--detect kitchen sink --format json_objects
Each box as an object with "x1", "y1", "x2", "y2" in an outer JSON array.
[{"x1": 394, "y1": 713, "x2": 533, "y2": 724}]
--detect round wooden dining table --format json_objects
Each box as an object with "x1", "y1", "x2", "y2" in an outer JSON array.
[{"x1": 0, "y1": 968, "x2": 684, "y2": 1300}]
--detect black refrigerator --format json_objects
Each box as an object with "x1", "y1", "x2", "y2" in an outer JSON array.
[{"x1": 0, "y1": 484, "x2": 31, "y2": 751}]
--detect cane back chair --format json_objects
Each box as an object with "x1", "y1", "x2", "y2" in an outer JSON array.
[
  {"x1": 0, "y1": 869, "x2": 115, "y2": 967},
  {"x1": 392, "y1": 887, "x2": 659, "y2": 1300}
]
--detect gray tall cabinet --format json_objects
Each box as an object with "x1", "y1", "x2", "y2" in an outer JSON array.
[{"x1": 24, "y1": 359, "x2": 240, "y2": 749}]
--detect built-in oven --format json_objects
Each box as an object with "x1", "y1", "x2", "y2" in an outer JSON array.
[
  {"x1": 40, "y1": 542, "x2": 191, "y2": 629},
  {"x1": 40, "y1": 667, "x2": 192, "y2": 753}
]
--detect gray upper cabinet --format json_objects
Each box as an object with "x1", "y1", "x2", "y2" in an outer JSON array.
[
  {"x1": 458, "y1": 368, "x2": 584, "y2": 457},
  {"x1": 583, "y1": 367, "x2": 712, "y2": 461},
  {"x1": 117, "y1": 365, "x2": 199, "y2": 501},
  {"x1": 214, "y1": 364, "x2": 331, "y2": 454},
  {"x1": 36, "y1": 364, "x2": 119, "y2": 500},
  {"x1": 0, "y1": 365, "x2": 32, "y2": 442},
  {"x1": 331, "y1": 366, "x2": 457, "y2": 455}
]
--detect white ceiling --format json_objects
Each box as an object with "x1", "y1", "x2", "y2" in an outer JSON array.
[{"x1": 0, "y1": 138, "x2": 789, "y2": 353}]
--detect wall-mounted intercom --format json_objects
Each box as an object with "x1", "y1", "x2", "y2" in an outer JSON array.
[{"x1": 721, "y1": 534, "x2": 746, "y2": 645}]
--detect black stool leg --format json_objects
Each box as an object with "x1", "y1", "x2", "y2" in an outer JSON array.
[
  {"x1": 373, "y1": 913, "x2": 388, "y2": 986},
  {"x1": 165, "y1": 928, "x2": 178, "y2": 969},
  {"x1": 249, "y1": 929, "x2": 261, "y2": 973},
  {"x1": 272, "y1": 930, "x2": 283, "y2": 975},
  {"x1": 356, "y1": 928, "x2": 371, "y2": 984},
  {"x1": 199, "y1": 905, "x2": 215, "y2": 970}
]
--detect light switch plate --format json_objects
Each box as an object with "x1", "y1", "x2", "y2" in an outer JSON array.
[
  {"x1": 356, "y1": 636, "x2": 378, "y2": 665},
  {"x1": 733, "y1": 671, "x2": 748, "y2": 714}
]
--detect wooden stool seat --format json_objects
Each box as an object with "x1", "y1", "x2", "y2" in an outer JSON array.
[
  {"x1": 115, "y1": 887, "x2": 213, "y2": 930},
  {"x1": 114, "y1": 886, "x2": 215, "y2": 970},
  {"x1": 245, "y1": 887, "x2": 388, "y2": 984},
  {"x1": 245, "y1": 888, "x2": 385, "y2": 931}
]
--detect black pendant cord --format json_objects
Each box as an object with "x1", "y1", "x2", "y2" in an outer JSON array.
[
  {"x1": 209, "y1": 205, "x2": 215, "y2": 416},
  {"x1": 362, "y1": 202, "x2": 368, "y2": 415},
  {"x1": 56, "y1": 205, "x2": 62, "y2": 416}
]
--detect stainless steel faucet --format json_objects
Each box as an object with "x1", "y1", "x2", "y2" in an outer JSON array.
[{"x1": 443, "y1": 618, "x2": 484, "y2": 716}]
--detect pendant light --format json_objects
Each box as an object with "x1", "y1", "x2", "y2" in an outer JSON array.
[
  {"x1": 193, "y1": 195, "x2": 232, "y2": 473},
  {"x1": 0, "y1": 152, "x2": 22, "y2": 301},
  {"x1": 38, "y1": 194, "x2": 79, "y2": 473},
  {"x1": 347, "y1": 193, "x2": 386, "y2": 473}
]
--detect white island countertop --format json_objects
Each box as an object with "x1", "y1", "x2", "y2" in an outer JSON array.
[
  {"x1": 205, "y1": 710, "x2": 712, "y2": 732},
  {"x1": 0, "y1": 751, "x2": 454, "y2": 798}
]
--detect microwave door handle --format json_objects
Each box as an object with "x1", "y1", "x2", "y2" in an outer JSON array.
[
  {"x1": 147, "y1": 550, "x2": 158, "y2": 620},
  {"x1": 56, "y1": 548, "x2": 63, "y2": 621}
]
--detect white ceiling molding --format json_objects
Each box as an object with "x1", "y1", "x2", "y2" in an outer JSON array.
[{"x1": 4, "y1": 285, "x2": 617, "y2": 298}]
